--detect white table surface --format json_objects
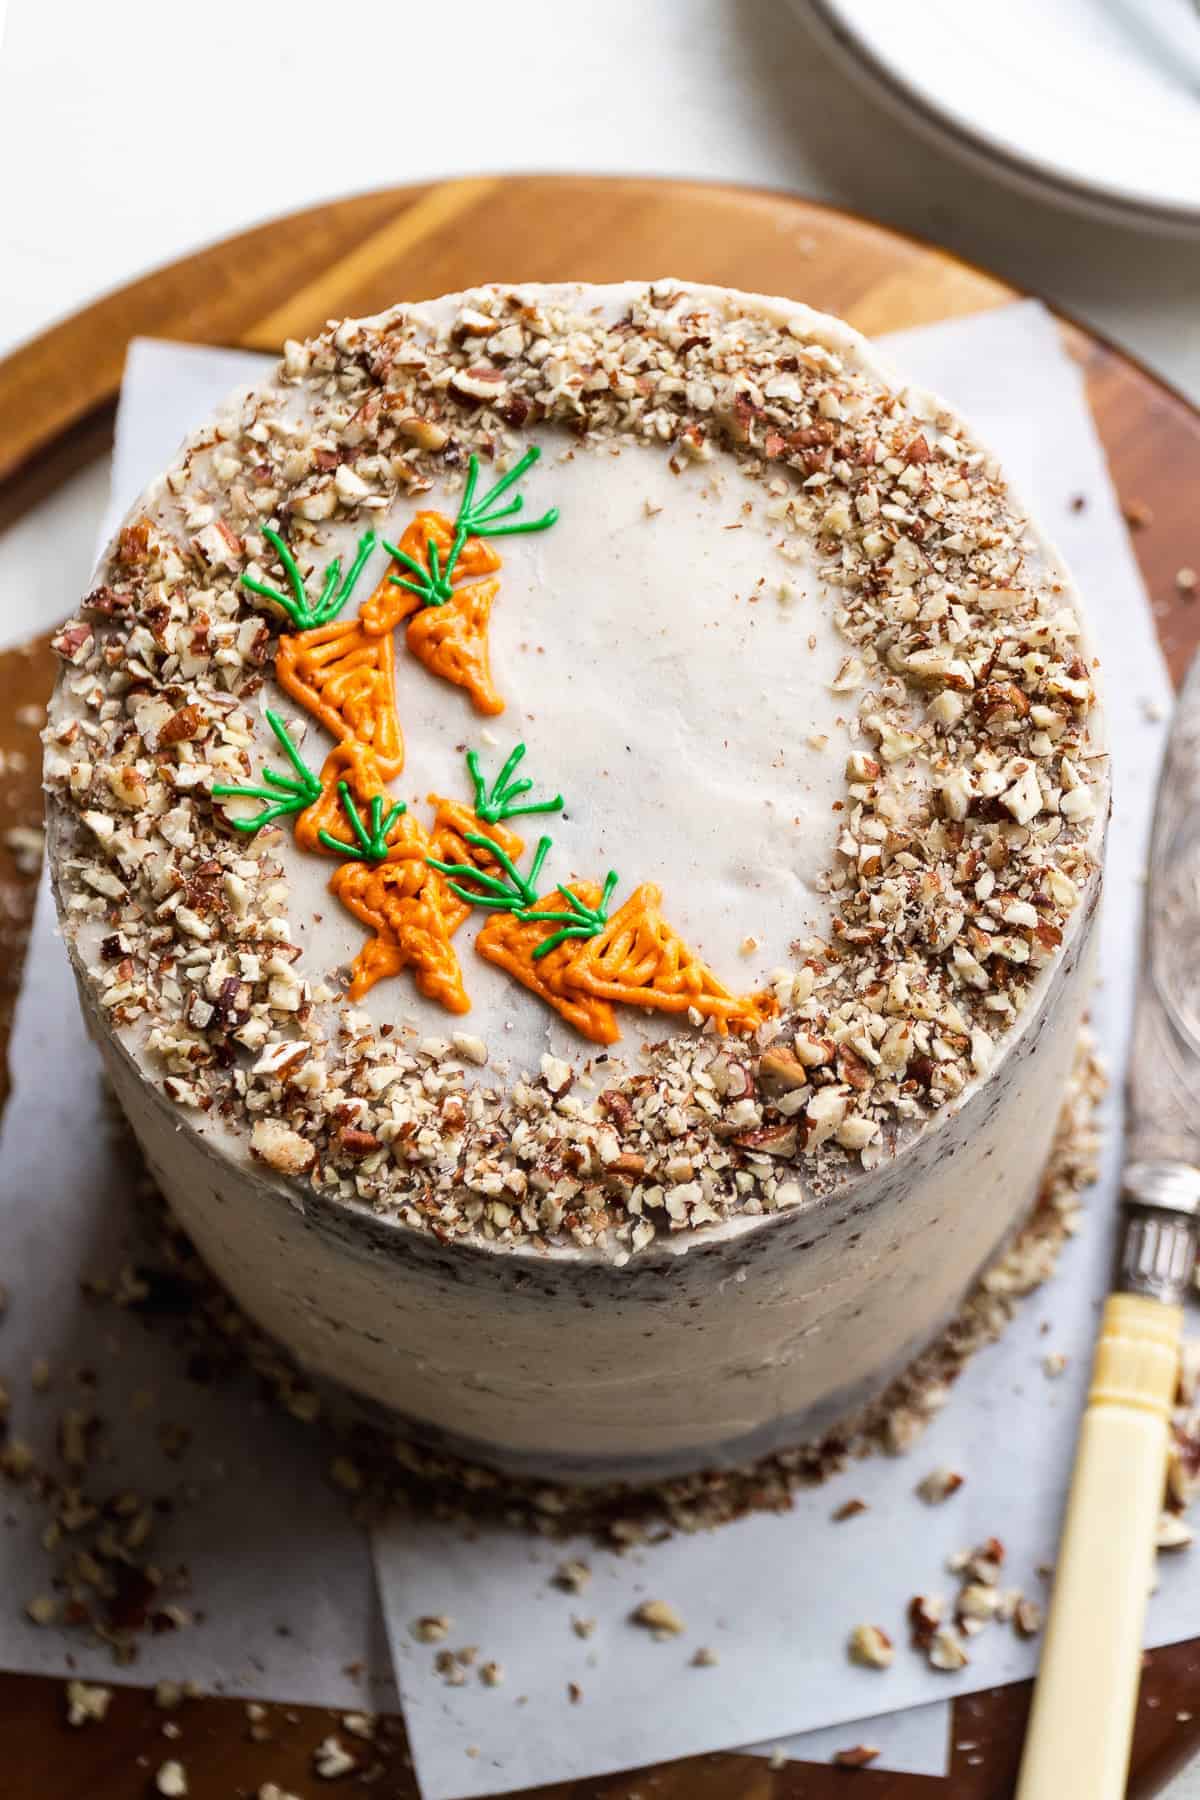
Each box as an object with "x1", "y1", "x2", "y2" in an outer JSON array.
[{"x1": 3, "y1": 2, "x2": 1199, "y2": 1791}]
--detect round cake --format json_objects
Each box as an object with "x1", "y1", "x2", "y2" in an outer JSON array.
[{"x1": 44, "y1": 281, "x2": 1106, "y2": 1483}]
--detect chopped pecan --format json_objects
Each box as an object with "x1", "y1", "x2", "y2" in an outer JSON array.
[
  {"x1": 734, "y1": 1122, "x2": 798, "y2": 1158},
  {"x1": 598, "y1": 1089, "x2": 634, "y2": 1130},
  {"x1": 758, "y1": 1046, "x2": 808, "y2": 1092},
  {"x1": 338, "y1": 1128, "x2": 382, "y2": 1159},
  {"x1": 157, "y1": 704, "x2": 204, "y2": 747}
]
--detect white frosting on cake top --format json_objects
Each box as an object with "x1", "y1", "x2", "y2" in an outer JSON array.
[
  {"x1": 44, "y1": 281, "x2": 1106, "y2": 1260},
  {"x1": 261, "y1": 436, "x2": 850, "y2": 1067}
]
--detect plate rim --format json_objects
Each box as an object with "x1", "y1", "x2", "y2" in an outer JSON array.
[{"x1": 802, "y1": 0, "x2": 1200, "y2": 235}]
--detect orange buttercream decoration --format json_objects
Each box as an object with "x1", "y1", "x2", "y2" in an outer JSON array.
[
  {"x1": 429, "y1": 794, "x2": 524, "y2": 871},
  {"x1": 276, "y1": 618, "x2": 404, "y2": 776},
  {"x1": 406, "y1": 578, "x2": 503, "y2": 716},
  {"x1": 294, "y1": 742, "x2": 397, "y2": 856},
  {"x1": 476, "y1": 888, "x2": 620, "y2": 1046},
  {"x1": 361, "y1": 508, "x2": 506, "y2": 716},
  {"x1": 360, "y1": 511, "x2": 501, "y2": 637},
  {"x1": 326, "y1": 802, "x2": 524, "y2": 1009},
  {"x1": 562, "y1": 884, "x2": 778, "y2": 1036},
  {"x1": 332, "y1": 854, "x2": 470, "y2": 1011}
]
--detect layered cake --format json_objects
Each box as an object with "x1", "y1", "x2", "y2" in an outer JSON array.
[{"x1": 44, "y1": 282, "x2": 1106, "y2": 1483}]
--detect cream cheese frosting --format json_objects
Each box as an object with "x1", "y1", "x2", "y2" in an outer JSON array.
[{"x1": 44, "y1": 281, "x2": 1106, "y2": 1479}]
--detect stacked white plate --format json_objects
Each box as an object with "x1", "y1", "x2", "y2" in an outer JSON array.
[{"x1": 803, "y1": 0, "x2": 1200, "y2": 234}]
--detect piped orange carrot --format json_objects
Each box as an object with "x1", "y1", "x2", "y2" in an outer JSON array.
[
  {"x1": 366, "y1": 450, "x2": 559, "y2": 715},
  {"x1": 476, "y1": 888, "x2": 620, "y2": 1046},
  {"x1": 360, "y1": 511, "x2": 501, "y2": 637},
  {"x1": 406, "y1": 577, "x2": 504, "y2": 716},
  {"x1": 563, "y1": 884, "x2": 777, "y2": 1035},
  {"x1": 276, "y1": 618, "x2": 404, "y2": 776},
  {"x1": 332, "y1": 854, "x2": 470, "y2": 1011},
  {"x1": 294, "y1": 742, "x2": 400, "y2": 856}
]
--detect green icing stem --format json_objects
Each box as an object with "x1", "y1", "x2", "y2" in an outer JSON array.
[
  {"x1": 382, "y1": 447, "x2": 559, "y2": 610},
  {"x1": 242, "y1": 526, "x2": 378, "y2": 629},
  {"x1": 318, "y1": 783, "x2": 407, "y2": 862},
  {"x1": 426, "y1": 833, "x2": 552, "y2": 912},
  {"x1": 211, "y1": 709, "x2": 321, "y2": 832},
  {"x1": 466, "y1": 741, "x2": 563, "y2": 824},
  {"x1": 530, "y1": 871, "x2": 620, "y2": 959}
]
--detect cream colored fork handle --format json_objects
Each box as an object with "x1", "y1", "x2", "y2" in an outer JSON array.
[{"x1": 1016, "y1": 1294, "x2": 1182, "y2": 1800}]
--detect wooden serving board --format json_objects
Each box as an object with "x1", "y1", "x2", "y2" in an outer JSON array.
[{"x1": 2, "y1": 175, "x2": 1200, "y2": 1800}]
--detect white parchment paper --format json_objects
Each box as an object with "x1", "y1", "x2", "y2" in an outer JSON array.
[
  {"x1": 2, "y1": 302, "x2": 1187, "y2": 1796},
  {"x1": 0, "y1": 879, "x2": 398, "y2": 1713},
  {"x1": 371, "y1": 302, "x2": 1190, "y2": 1800}
]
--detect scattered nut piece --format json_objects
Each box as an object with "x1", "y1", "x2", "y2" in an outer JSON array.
[
  {"x1": 916, "y1": 1467, "x2": 964, "y2": 1504},
  {"x1": 553, "y1": 1559, "x2": 591, "y2": 1593},
  {"x1": 632, "y1": 1598, "x2": 685, "y2": 1638},
  {"x1": 65, "y1": 1680, "x2": 112, "y2": 1727},
  {"x1": 313, "y1": 1735, "x2": 356, "y2": 1779},
  {"x1": 411, "y1": 1614, "x2": 452, "y2": 1643},
  {"x1": 928, "y1": 1625, "x2": 970, "y2": 1671},
  {"x1": 1156, "y1": 1512, "x2": 1194, "y2": 1552},
  {"x1": 848, "y1": 1623, "x2": 893, "y2": 1669},
  {"x1": 833, "y1": 1745, "x2": 881, "y2": 1768},
  {"x1": 1014, "y1": 1599, "x2": 1043, "y2": 1638}
]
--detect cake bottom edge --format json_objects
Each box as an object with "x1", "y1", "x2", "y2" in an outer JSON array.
[{"x1": 110, "y1": 1025, "x2": 1106, "y2": 1537}]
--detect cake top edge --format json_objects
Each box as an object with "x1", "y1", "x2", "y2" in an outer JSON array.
[{"x1": 44, "y1": 278, "x2": 1106, "y2": 1264}]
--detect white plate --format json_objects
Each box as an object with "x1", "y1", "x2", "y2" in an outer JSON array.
[{"x1": 803, "y1": 0, "x2": 1200, "y2": 234}]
